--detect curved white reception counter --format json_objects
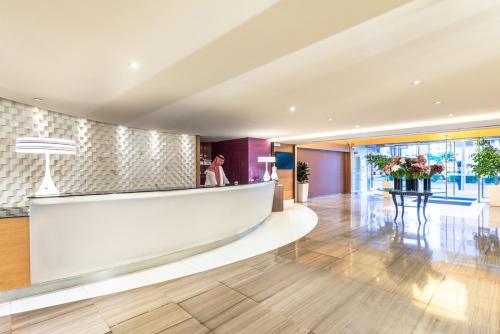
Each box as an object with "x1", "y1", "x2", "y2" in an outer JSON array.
[{"x1": 29, "y1": 182, "x2": 275, "y2": 284}]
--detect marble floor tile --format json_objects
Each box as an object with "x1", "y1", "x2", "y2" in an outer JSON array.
[
  {"x1": 156, "y1": 275, "x2": 221, "y2": 303},
  {"x1": 312, "y1": 286, "x2": 426, "y2": 334},
  {"x1": 322, "y1": 258, "x2": 383, "y2": 283},
  {"x1": 277, "y1": 250, "x2": 338, "y2": 269},
  {"x1": 230, "y1": 262, "x2": 315, "y2": 302},
  {"x1": 12, "y1": 305, "x2": 108, "y2": 334},
  {"x1": 413, "y1": 305, "x2": 472, "y2": 334},
  {"x1": 110, "y1": 303, "x2": 190, "y2": 334},
  {"x1": 93, "y1": 286, "x2": 169, "y2": 327},
  {"x1": 204, "y1": 298, "x2": 258, "y2": 331},
  {"x1": 262, "y1": 272, "x2": 362, "y2": 330},
  {"x1": 212, "y1": 304, "x2": 308, "y2": 334},
  {"x1": 157, "y1": 318, "x2": 209, "y2": 334},
  {"x1": 0, "y1": 315, "x2": 10, "y2": 334},
  {"x1": 307, "y1": 241, "x2": 358, "y2": 258},
  {"x1": 180, "y1": 285, "x2": 246, "y2": 323},
  {"x1": 11, "y1": 300, "x2": 93, "y2": 332}
]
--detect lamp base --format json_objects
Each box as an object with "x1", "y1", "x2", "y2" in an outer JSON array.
[
  {"x1": 263, "y1": 162, "x2": 271, "y2": 182},
  {"x1": 36, "y1": 153, "x2": 60, "y2": 196},
  {"x1": 263, "y1": 170, "x2": 271, "y2": 182},
  {"x1": 271, "y1": 165, "x2": 278, "y2": 181}
]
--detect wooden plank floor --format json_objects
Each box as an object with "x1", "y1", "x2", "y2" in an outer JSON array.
[{"x1": 1, "y1": 194, "x2": 500, "y2": 333}]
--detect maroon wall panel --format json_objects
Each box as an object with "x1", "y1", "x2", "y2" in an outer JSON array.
[
  {"x1": 212, "y1": 138, "x2": 249, "y2": 184},
  {"x1": 297, "y1": 148, "x2": 345, "y2": 198},
  {"x1": 248, "y1": 138, "x2": 272, "y2": 182}
]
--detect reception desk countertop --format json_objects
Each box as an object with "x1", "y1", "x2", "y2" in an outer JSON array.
[
  {"x1": 28, "y1": 183, "x2": 261, "y2": 199},
  {"x1": 0, "y1": 183, "x2": 265, "y2": 218}
]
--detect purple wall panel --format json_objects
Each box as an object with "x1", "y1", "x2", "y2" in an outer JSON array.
[
  {"x1": 297, "y1": 148, "x2": 345, "y2": 198},
  {"x1": 209, "y1": 138, "x2": 271, "y2": 184},
  {"x1": 212, "y1": 138, "x2": 249, "y2": 184},
  {"x1": 248, "y1": 138, "x2": 272, "y2": 182}
]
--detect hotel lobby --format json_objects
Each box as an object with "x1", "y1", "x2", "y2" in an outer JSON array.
[{"x1": 1, "y1": 1, "x2": 500, "y2": 333}]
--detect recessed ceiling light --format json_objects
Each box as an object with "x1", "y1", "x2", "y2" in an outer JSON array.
[
  {"x1": 448, "y1": 113, "x2": 454, "y2": 117},
  {"x1": 412, "y1": 80, "x2": 422, "y2": 85},
  {"x1": 434, "y1": 101, "x2": 442, "y2": 105},
  {"x1": 355, "y1": 125, "x2": 360, "y2": 128},
  {"x1": 33, "y1": 97, "x2": 43, "y2": 101},
  {"x1": 328, "y1": 118, "x2": 333, "y2": 121},
  {"x1": 289, "y1": 106, "x2": 296, "y2": 112},
  {"x1": 128, "y1": 61, "x2": 140, "y2": 70}
]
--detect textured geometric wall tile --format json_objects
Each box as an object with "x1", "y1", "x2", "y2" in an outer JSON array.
[{"x1": 0, "y1": 98, "x2": 196, "y2": 208}]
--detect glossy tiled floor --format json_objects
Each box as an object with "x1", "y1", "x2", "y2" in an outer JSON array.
[{"x1": 1, "y1": 194, "x2": 499, "y2": 334}]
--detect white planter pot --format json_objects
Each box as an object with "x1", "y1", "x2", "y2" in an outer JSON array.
[
  {"x1": 486, "y1": 184, "x2": 500, "y2": 206},
  {"x1": 298, "y1": 183, "x2": 309, "y2": 203}
]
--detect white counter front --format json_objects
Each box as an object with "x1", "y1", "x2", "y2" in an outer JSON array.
[{"x1": 29, "y1": 182, "x2": 275, "y2": 283}]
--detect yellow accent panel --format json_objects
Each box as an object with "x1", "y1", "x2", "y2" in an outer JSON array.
[
  {"x1": 327, "y1": 128, "x2": 500, "y2": 146},
  {"x1": 297, "y1": 142, "x2": 350, "y2": 152}
]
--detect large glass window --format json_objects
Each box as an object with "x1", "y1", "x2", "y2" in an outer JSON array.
[{"x1": 351, "y1": 137, "x2": 500, "y2": 200}]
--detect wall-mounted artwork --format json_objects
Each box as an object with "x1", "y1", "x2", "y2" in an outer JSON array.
[{"x1": 275, "y1": 152, "x2": 294, "y2": 170}]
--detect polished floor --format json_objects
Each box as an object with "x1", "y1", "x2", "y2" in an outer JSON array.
[{"x1": 1, "y1": 194, "x2": 499, "y2": 334}]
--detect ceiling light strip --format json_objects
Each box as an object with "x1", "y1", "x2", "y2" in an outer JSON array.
[{"x1": 269, "y1": 112, "x2": 500, "y2": 142}]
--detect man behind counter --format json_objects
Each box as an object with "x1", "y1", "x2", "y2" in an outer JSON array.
[{"x1": 204, "y1": 155, "x2": 230, "y2": 186}]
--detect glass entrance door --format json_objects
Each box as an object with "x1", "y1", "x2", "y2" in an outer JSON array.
[
  {"x1": 351, "y1": 137, "x2": 500, "y2": 200},
  {"x1": 445, "y1": 139, "x2": 479, "y2": 200}
]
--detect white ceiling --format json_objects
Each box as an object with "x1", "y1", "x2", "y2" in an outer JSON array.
[{"x1": 2, "y1": 0, "x2": 500, "y2": 142}]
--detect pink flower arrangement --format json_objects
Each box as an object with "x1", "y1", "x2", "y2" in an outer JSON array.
[
  {"x1": 408, "y1": 162, "x2": 430, "y2": 179},
  {"x1": 429, "y1": 164, "x2": 444, "y2": 176},
  {"x1": 382, "y1": 156, "x2": 407, "y2": 178},
  {"x1": 381, "y1": 154, "x2": 445, "y2": 179}
]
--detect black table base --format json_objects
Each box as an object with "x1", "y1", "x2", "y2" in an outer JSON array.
[{"x1": 389, "y1": 190, "x2": 432, "y2": 224}]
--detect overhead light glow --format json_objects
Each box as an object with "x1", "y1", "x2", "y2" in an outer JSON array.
[
  {"x1": 355, "y1": 125, "x2": 360, "y2": 128},
  {"x1": 448, "y1": 113, "x2": 454, "y2": 117},
  {"x1": 289, "y1": 106, "x2": 296, "y2": 112},
  {"x1": 269, "y1": 112, "x2": 500, "y2": 143},
  {"x1": 33, "y1": 97, "x2": 43, "y2": 101},
  {"x1": 434, "y1": 101, "x2": 442, "y2": 105},
  {"x1": 412, "y1": 80, "x2": 422, "y2": 85},
  {"x1": 328, "y1": 118, "x2": 333, "y2": 121},
  {"x1": 128, "y1": 61, "x2": 140, "y2": 70}
]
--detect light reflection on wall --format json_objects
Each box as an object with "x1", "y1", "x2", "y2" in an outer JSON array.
[
  {"x1": 32, "y1": 107, "x2": 48, "y2": 137},
  {"x1": 0, "y1": 97, "x2": 196, "y2": 208}
]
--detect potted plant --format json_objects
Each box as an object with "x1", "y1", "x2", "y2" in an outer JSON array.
[
  {"x1": 469, "y1": 138, "x2": 500, "y2": 205},
  {"x1": 366, "y1": 153, "x2": 392, "y2": 194},
  {"x1": 297, "y1": 161, "x2": 310, "y2": 203},
  {"x1": 366, "y1": 153, "x2": 392, "y2": 171}
]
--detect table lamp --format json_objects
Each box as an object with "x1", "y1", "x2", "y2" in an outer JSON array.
[
  {"x1": 257, "y1": 156, "x2": 276, "y2": 182},
  {"x1": 16, "y1": 137, "x2": 76, "y2": 196}
]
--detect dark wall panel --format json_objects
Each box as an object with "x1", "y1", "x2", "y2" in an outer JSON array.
[
  {"x1": 248, "y1": 138, "x2": 272, "y2": 182},
  {"x1": 212, "y1": 138, "x2": 249, "y2": 184}
]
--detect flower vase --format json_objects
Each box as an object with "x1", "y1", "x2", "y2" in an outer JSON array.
[
  {"x1": 406, "y1": 179, "x2": 419, "y2": 191},
  {"x1": 393, "y1": 178, "x2": 403, "y2": 191},
  {"x1": 423, "y1": 178, "x2": 431, "y2": 191}
]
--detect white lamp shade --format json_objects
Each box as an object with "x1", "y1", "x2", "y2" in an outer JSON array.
[
  {"x1": 16, "y1": 137, "x2": 76, "y2": 155},
  {"x1": 257, "y1": 156, "x2": 276, "y2": 163}
]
